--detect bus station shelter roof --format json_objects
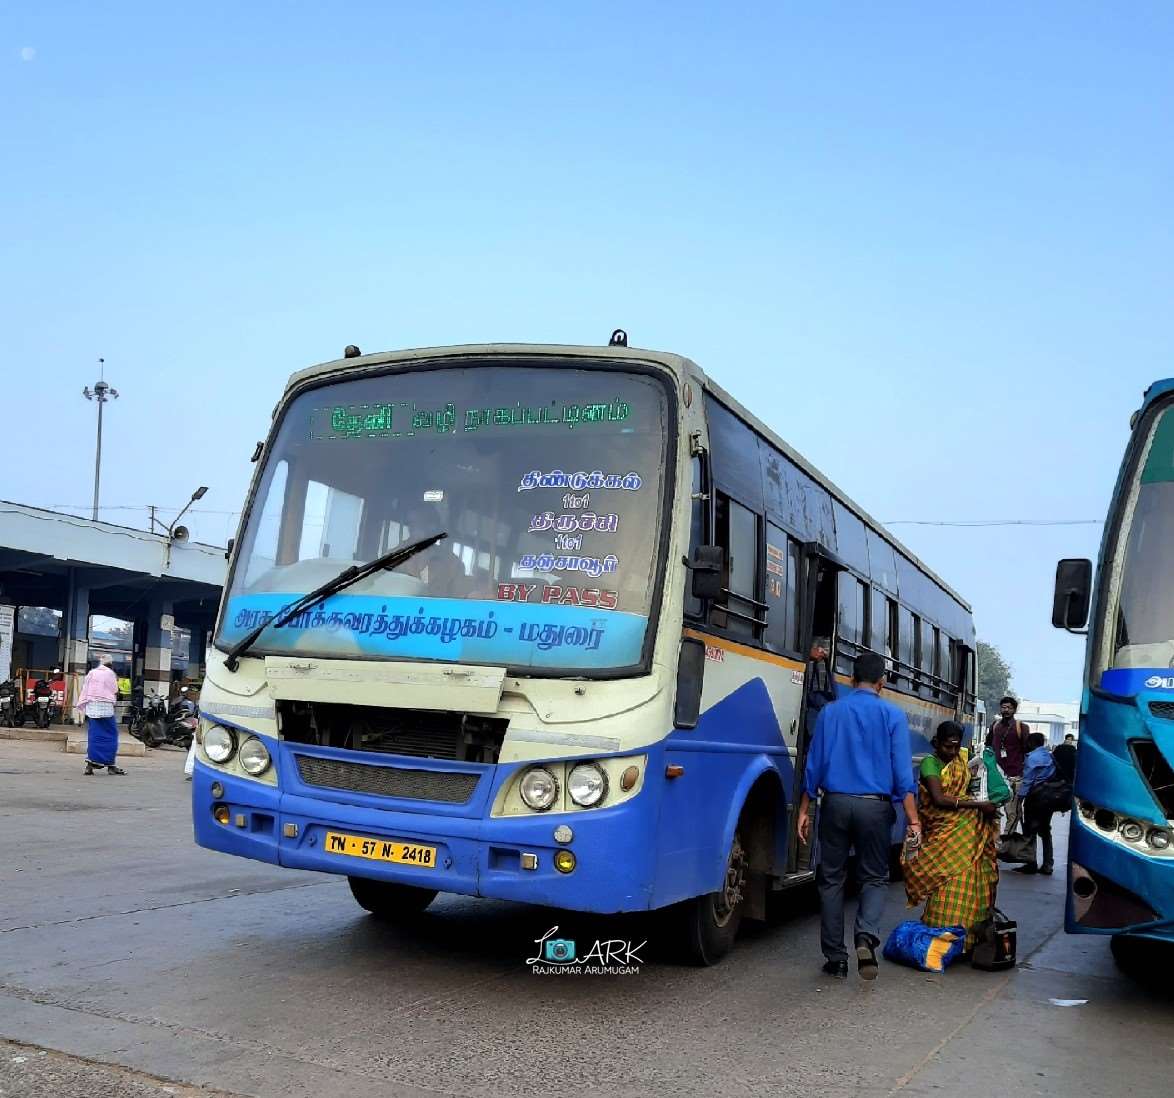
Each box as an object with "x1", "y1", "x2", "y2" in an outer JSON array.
[{"x1": 0, "y1": 500, "x2": 225, "y2": 621}]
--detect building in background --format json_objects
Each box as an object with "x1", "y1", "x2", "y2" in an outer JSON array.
[
  {"x1": 1017, "y1": 700, "x2": 1080, "y2": 745},
  {"x1": 0, "y1": 502, "x2": 224, "y2": 711}
]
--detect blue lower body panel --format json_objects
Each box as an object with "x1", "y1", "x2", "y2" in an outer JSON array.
[
  {"x1": 1067, "y1": 815, "x2": 1174, "y2": 942},
  {"x1": 192, "y1": 760, "x2": 659, "y2": 914}
]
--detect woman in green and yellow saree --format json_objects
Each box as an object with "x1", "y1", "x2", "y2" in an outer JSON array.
[{"x1": 903, "y1": 721, "x2": 1001, "y2": 948}]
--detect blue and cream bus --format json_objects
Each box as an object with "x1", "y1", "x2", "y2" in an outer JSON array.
[
  {"x1": 193, "y1": 338, "x2": 976, "y2": 963},
  {"x1": 1053, "y1": 378, "x2": 1174, "y2": 961}
]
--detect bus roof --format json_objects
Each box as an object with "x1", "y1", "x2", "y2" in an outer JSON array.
[
  {"x1": 284, "y1": 343, "x2": 971, "y2": 614},
  {"x1": 1142, "y1": 378, "x2": 1174, "y2": 413}
]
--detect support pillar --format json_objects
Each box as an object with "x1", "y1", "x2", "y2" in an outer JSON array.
[
  {"x1": 62, "y1": 579, "x2": 92, "y2": 676},
  {"x1": 143, "y1": 598, "x2": 174, "y2": 697},
  {"x1": 188, "y1": 625, "x2": 208, "y2": 682}
]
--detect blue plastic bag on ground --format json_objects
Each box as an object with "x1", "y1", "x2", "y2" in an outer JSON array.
[{"x1": 883, "y1": 920, "x2": 967, "y2": 972}]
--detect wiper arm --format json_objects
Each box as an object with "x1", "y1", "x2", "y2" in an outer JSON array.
[{"x1": 222, "y1": 531, "x2": 448, "y2": 672}]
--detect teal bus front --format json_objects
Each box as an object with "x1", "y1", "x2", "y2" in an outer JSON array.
[{"x1": 1062, "y1": 380, "x2": 1174, "y2": 944}]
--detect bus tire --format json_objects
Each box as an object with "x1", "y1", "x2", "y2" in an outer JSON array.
[
  {"x1": 347, "y1": 876, "x2": 438, "y2": 920},
  {"x1": 666, "y1": 832, "x2": 747, "y2": 965},
  {"x1": 1109, "y1": 933, "x2": 1174, "y2": 978}
]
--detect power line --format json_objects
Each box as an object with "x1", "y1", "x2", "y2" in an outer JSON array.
[
  {"x1": 46, "y1": 504, "x2": 243, "y2": 516},
  {"x1": 884, "y1": 519, "x2": 1103, "y2": 528}
]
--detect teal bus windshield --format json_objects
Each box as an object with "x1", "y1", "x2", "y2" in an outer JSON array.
[
  {"x1": 1097, "y1": 403, "x2": 1174, "y2": 689},
  {"x1": 216, "y1": 364, "x2": 671, "y2": 673}
]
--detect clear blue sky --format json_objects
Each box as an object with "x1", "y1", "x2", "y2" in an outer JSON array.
[{"x1": 3, "y1": 2, "x2": 1172, "y2": 700}]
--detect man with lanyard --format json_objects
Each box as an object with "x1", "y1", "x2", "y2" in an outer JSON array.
[
  {"x1": 796, "y1": 651, "x2": 920, "y2": 981},
  {"x1": 986, "y1": 695, "x2": 1029, "y2": 836}
]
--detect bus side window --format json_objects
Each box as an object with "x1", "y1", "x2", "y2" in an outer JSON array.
[
  {"x1": 932, "y1": 625, "x2": 943, "y2": 700},
  {"x1": 920, "y1": 619, "x2": 935, "y2": 698},
  {"x1": 684, "y1": 455, "x2": 708, "y2": 620},
  {"x1": 911, "y1": 613, "x2": 924, "y2": 688},
  {"x1": 786, "y1": 540, "x2": 801, "y2": 652},
  {"x1": 836, "y1": 573, "x2": 866, "y2": 677},
  {"x1": 764, "y1": 525, "x2": 800, "y2": 653},
  {"x1": 715, "y1": 492, "x2": 763, "y2": 641},
  {"x1": 898, "y1": 606, "x2": 915, "y2": 688},
  {"x1": 886, "y1": 597, "x2": 899, "y2": 680}
]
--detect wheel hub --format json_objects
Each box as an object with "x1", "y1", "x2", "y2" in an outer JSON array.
[{"x1": 713, "y1": 835, "x2": 746, "y2": 927}]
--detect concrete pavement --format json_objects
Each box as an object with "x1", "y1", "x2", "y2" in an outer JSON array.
[{"x1": 1, "y1": 739, "x2": 1171, "y2": 1097}]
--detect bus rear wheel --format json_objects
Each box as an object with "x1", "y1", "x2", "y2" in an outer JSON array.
[
  {"x1": 668, "y1": 833, "x2": 747, "y2": 965},
  {"x1": 347, "y1": 876, "x2": 438, "y2": 921}
]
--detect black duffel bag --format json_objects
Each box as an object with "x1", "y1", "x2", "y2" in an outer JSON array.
[{"x1": 1032, "y1": 775, "x2": 1073, "y2": 815}]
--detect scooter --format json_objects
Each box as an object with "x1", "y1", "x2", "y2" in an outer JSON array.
[
  {"x1": 0, "y1": 679, "x2": 23, "y2": 727},
  {"x1": 30, "y1": 672, "x2": 60, "y2": 729}
]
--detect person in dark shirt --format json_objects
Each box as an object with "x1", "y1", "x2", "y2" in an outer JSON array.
[
  {"x1": 1053, "y1": 733, "x2": 1077, "y2": 784},
  {"x1": 1017, "y1": 732, "x2": 1059, "y2": 875},
  {"x1": 796, "y1": 651, "x2": 920, "y2": 981},
  {"x1": 805, "y1": 636, "x2": 837, "y2": 727},
  {"x1": 986, "y1": 695, "x2": 1029, "y2": 835}
]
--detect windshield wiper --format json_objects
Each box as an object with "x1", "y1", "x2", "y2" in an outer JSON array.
[{"x1": 222, "y1": 531, "x2": 448, "y2": 672}]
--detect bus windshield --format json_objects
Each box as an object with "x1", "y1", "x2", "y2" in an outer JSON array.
[
  {"x1": 1104, "y1": 402, "x2": 1174, "y2": 674},
  {"x1": 216, "y1": 363, "x2": 671, "y2": 673}
]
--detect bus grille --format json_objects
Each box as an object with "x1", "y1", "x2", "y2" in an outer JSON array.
[
  {"x1": 1148, "y1": 701, "x2": 1174, "y2": 721},
  {"x1": 294, "y1": 754, "x2": 480, "y2": 805},
  {"x1": 1130, "y1": 740, "x2": 1174, "y2": 819}
]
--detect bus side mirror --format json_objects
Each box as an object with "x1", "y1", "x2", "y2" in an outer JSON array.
[
  {"x1": 689, "y1": 545, "x2": 724, "y2": 602},
  {"x1": 1052, "y1": 558, "x2": 1092, "y2": 630},
  {"x1": 674, "y1": 637, "x2": 706, "y2": 729},
  {"x1": 224, "y1": 537, "x2": 234, "y2": 561}
]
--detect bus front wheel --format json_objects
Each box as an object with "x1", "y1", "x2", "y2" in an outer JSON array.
[
  {"x1": 666, "y1": 833, "x2": 747, "y2": 965},
  {"x1": 1110, "y1": 933, "x2": 1174, "y2": 980},
  {"x1": 347, "y1": 876, "x2": 438, "y2": 920}
]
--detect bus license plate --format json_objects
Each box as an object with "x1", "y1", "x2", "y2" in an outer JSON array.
[{"x1": 323, "y1": 832, "x2": 437, "y2": 868}]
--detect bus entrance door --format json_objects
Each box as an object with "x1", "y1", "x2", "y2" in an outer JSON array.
[{"x1": 790, "y1": 545, "x2": 842, "y2": 873}]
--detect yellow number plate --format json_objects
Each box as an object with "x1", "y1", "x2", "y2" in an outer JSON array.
[{"x1": 323, "y1": 831, "x2": 437, "y2": 868}]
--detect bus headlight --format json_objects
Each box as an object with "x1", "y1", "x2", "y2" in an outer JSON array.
[
  {"x1": 519, "y1": 767, "x2": 559, "y2": 812},
  {"x1": 567, "y1": 762, "x2": 608, "y2": 808},
  {"x1": 239, "y1": 736, "x2": 271, "y2": 776},
  {"x1": 203, "y1": 725, "x2": 237, "y2": 764},
  {"x1": 1147, "y1": 828, "x2": 1172, "y2": 851},
  {"x1": 1120, "y1": 820, "x2": 1145, "y2": 843}
]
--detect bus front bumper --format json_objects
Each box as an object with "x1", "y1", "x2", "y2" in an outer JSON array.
[
  {"x1": 192, "y1": 761, "x2": 658, "y2": 914},
  {"x1": 1067, "y1": 814, "x2": 1174, "y2": 942}
]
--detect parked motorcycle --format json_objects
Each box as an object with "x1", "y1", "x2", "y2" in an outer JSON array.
[
  {"x1": 167, "y1": 686, "x2": 198, "y2": 750},
  {"x1": 128, "y1": 686, "x2": 196, "y2": 749},
  {"x1": 0, "y1": 679, "x2": 23, "y2": 728},
  {"x1": 30, "y1": 671, "x2": 61, "y2": 729},
  {"x1": 127, "y1": 688, "x2": 165, "y2": 746}
]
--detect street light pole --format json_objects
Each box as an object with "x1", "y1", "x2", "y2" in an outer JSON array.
[{"x1": 83, "y1": 358, "x2": 119, "y2": 521}]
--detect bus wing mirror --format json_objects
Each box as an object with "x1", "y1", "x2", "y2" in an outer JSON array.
[
  {"x1": 674, "y1": 637, "x2": 706, "y2": 729},
  {"x1": 1052, "y1": 558, "x2": 1092, "y2": 630},
  {"x1": 688, "y1": 545, "x2": 724, "y2": 602},
  {"x1": 224, "y1": 537, "x2": 235, "y2": 561}
]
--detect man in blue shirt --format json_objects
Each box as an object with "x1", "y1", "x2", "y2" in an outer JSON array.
[
  {"x1": 1016, "y1": 732, "x2": 1059, "y2": 875},
  {"x1": 796, "y1": 651, "x2": 920, "y2": 980}
]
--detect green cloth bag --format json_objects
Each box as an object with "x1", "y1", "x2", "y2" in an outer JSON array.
[{"x1": 981, "y1": 748, "x2": 1012, "y2": 805}]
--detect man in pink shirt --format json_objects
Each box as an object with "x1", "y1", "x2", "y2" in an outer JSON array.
[{"x1": 76, "y1": 655, "x2": 125, "y2": 775}]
